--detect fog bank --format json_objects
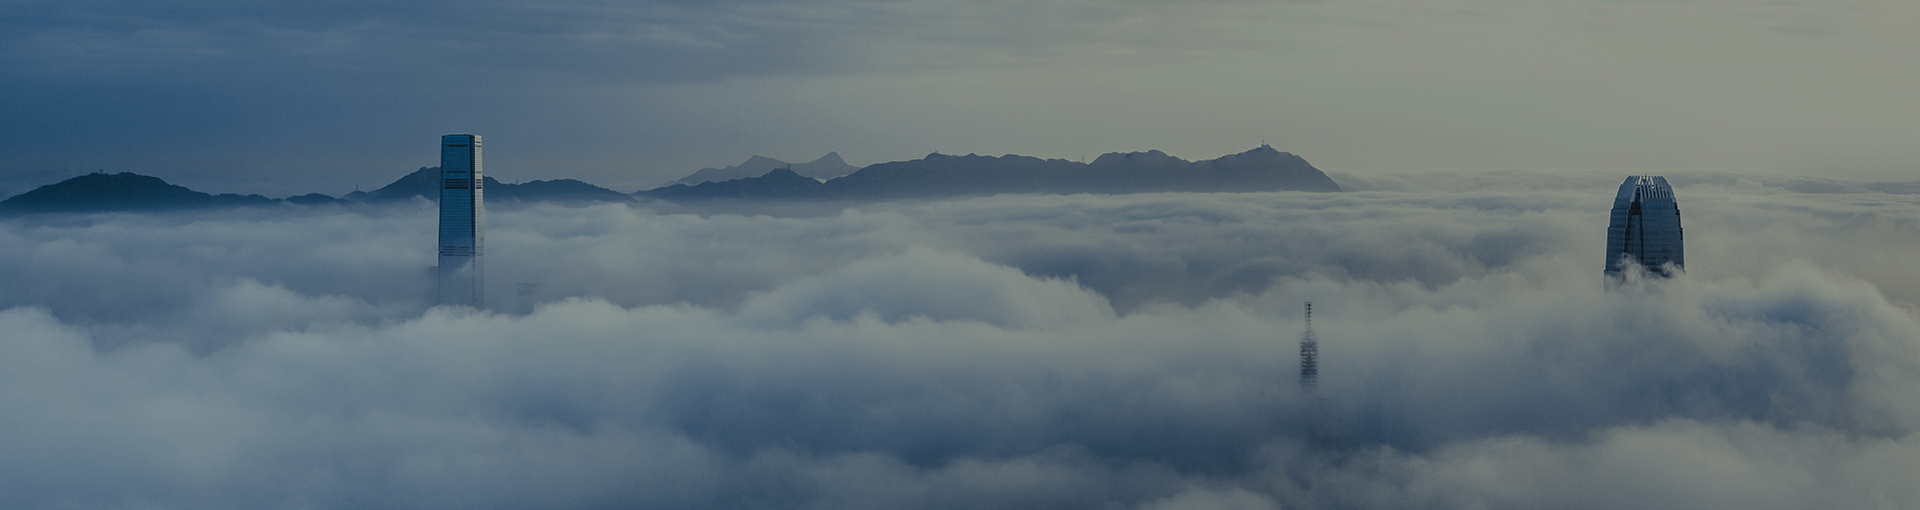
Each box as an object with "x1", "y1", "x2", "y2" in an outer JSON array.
[{"x1": 1, "y1": 172, "x2": 1915, "y2": 508}]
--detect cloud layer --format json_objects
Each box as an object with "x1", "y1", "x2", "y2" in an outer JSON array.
[{"x1": 1, "y1": 174, "x2": 1917, "y2": 508}]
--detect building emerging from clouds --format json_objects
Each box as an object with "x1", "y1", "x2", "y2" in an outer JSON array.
[
  {"x1": 1300, "y1": 302, "x2": 1318, "y2": 393},
  {"x1": 1605, "y1": 175, "x2": 1683, "y2": 280},
  {"x1": 438, "y1": 134, "x2": 484, "y2": 306}
]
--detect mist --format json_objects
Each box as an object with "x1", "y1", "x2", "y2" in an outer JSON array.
[{"x1": 1, "y1": 172, "x2": 1916, "y2": 509}]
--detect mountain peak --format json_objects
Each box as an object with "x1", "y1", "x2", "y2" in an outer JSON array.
[
  {"x1": 807, "y1": 152, "x2": 846, "y2": 166},
  {"x1": 741, "y1": 155, "x2": 786, "y2": 168},
  {"x1": 360, "y1": 167, "x2": 440, "y2": 202},
  {"x1": 1217, "y1": 144, "x2": 1304, "y2": 164},
  {"x1": 1091, "y1": 149, "x2": 1187, "y2": 167},
  {"x1": 791, "y1": 152, "x2": 859, "y2": 180},
  {"x1": 0, "y1": 171, "x2": 279, "y2": 213},
  {"x1": 670, "y1": 151, "x2": 864, "y2": 185},
  {"x1": 641, "y1": 165, "x2": 827, "y2": 200},
  {"x1": 1240, "y1": 144, "x2": 1290, "y2": 157},
  {"x1": 675, "y1": 155, "x2": 798, "y2": 185}
]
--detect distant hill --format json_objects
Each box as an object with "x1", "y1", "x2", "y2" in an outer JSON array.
[
  {"x1": 0, "y1": 146, "x2": 1336, "y2": 214},
  {"x1": 355, "y1": 167, "x2": 633, "y2": 204},
  {"x1": 286, "y1": 193, "x2": 351, "y2": 206},
  {"x1": 676, "y1": 156, "x2": 789, "y2": 186},
  {"x1": 0, "y1": 169, "x2": 88, "y2": 201},
  {"x1": 0, "y1": 172, "x2": 280, "y2": 214},
  {"x1": 494, "y1": 178, "x2": 635, "y2": 203},
  {"x1": 0, "y1": 167, "x2": 631, "y2": 216},
  {"x1": 789, "y1": 152, "x2": 859, "y2": 180},
  {"x1": 353, "y1": 167, "x2": 441, "y2": 202},
  {"x1": 673, "y1": 153, "x2": 858, "y2": 185},
  {"x1": 644, "y1": 168, "x2": 827, "y2": 201},
  {"x1": 284, "y1": 193, "x2": 353, "y2": 205},
  {"x1": 639, "y1": 145, "x2": 1341, "y2": 201}
]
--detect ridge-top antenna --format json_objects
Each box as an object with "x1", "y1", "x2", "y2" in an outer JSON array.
[{"x1": 1300, "y1": 301, "x2": 1318, "y2": 392}]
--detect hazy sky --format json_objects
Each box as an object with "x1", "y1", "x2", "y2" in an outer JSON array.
[{"x1": 6, "y1": 0, "x2": 1917, "y2": 196}]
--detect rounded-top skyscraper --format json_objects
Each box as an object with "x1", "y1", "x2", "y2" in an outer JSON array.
[{"x1": 1605, "y1": 175, "x2": 1683, "y2": 279}]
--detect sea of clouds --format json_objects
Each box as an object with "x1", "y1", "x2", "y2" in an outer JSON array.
[{"x1": 1, "y1": 171, "x2": 1916, "y2": 509}]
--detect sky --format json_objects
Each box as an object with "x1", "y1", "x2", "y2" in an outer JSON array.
[
  {"x1": 1, "y1": 176, "x2": 1919, "y2": 508},
  {"x1": 5, "y1": 0, "x2": 1919, "y2": 197}
]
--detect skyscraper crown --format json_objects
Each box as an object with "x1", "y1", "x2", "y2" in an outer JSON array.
[{"x1": 1605, "y1": 175, "x2": 1683, "y2": 279}]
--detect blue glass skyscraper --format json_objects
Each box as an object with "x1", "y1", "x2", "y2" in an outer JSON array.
[
  {"x1": 438, "y1": 134, "x2": 484, "y2": 306},
  {"x1": 1605, "y1": 175, "x2": 1683, "y2": 279}
]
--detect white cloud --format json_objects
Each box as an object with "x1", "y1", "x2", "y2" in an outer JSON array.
[
  {"x1": 0, "y1": 174, "x2": 1915, "y2": 507},
  {"x1": 735, "y1": 246, "x2": 1115, "y2": 329}
]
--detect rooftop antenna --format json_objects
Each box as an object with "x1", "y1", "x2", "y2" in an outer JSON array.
[{"x1": 1300, "y1": 301, "x2": 1318, "y2": 393}]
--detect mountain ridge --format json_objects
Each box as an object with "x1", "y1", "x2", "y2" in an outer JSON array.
[
  {"x1": 674, "y1": 152, "x2": 858, "y2": 185},
  {"x1": 641, "y1": 145, "x2": 1341, "y2": 200},
  {"x1": 0, "y1": 145, "x2": 1340, "y2": 215},
  {"x1": 0, "y1": 172, "x2": 279, "y2": 214},
  {"x1": 352, "y1": 167, "x2": 633, "y2": 204}
]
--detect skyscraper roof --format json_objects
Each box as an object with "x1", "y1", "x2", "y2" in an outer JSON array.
[{"x1": 1605, "y1": 175, "x2": 1683, "y2": 279}]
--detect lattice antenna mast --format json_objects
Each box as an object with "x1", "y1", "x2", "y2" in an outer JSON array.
[{"x1": 1300, "y1": 301, "x2": 1318, "y2": 392}]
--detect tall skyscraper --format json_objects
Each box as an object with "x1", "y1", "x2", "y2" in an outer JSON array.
[
  {"x1": 1605, "y1": 175, "x2": 1683, "y2": 279},
  {"x1": 1299, "y1": 301, "x2": 1318, "y2": 393},
  {"x1": 438, "y1": 134, "x2": 484, "y2": 306}
]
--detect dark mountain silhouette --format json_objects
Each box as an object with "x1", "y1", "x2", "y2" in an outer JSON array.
[
  {"x1": 355, "y1": 167, "x2": 632, "y2": 204},
  {"x1": 0, "y1": 146, "x2": 1333, "y2": 214},
  {"x1": 286, "y1": 193, "x2": 351, "y2": 206},
  {"x1": 645, "y1": 168, "x2": 826, "y2": 200},
  {"x1": 820, "y1": 153, "x2": 1081, "y2": 199},
  {"x1": 1083, "y1": 146, "x2": 1343, "y2": 193},
  {"x1": 638, "y1": 145, "x2": 1341, "y2": 201},
  {"x1": 789, "y1": 152, "x2": 858, "y2": 180},
  {"x1": 675, "y1": 156, "x2": 791, "y2": 185},
  {"x1": 673, "y1": 153, "x2": 858, "y2": 185},
  {"x1": 493, "y1": 178, "x2": 635, "y2": 203},
  {"x1": 355, "y1": 167, "x2": 440, "y2": 202},
  {"x1": 0, "y1": 169, "x2": 87, "y2": 201},
  {"x1": 0, "y1": 172, "x2": 279, "y2": 214},
  {"x1": 0, "y1": 167, "x2": 629, "y2": 216}
]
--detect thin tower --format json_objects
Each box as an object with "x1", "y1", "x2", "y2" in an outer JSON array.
[
  {"x1": 438, "y1": 134, "x2": 484, "y2": 306},
  {"x1": 1300, "y1": 301, "x2": 1318, "y2": 392}
]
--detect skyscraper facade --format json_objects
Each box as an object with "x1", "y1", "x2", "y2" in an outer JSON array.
[
  {"x1": 438, "y1": 134, "x2": 484, "y2": 306},
  {"x1": 1299, "y1": 301, "x2": 1317, "y2": 393},
  {"x1": 1604, "y1": 175, "x2": 1683, "y2": 279}
]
